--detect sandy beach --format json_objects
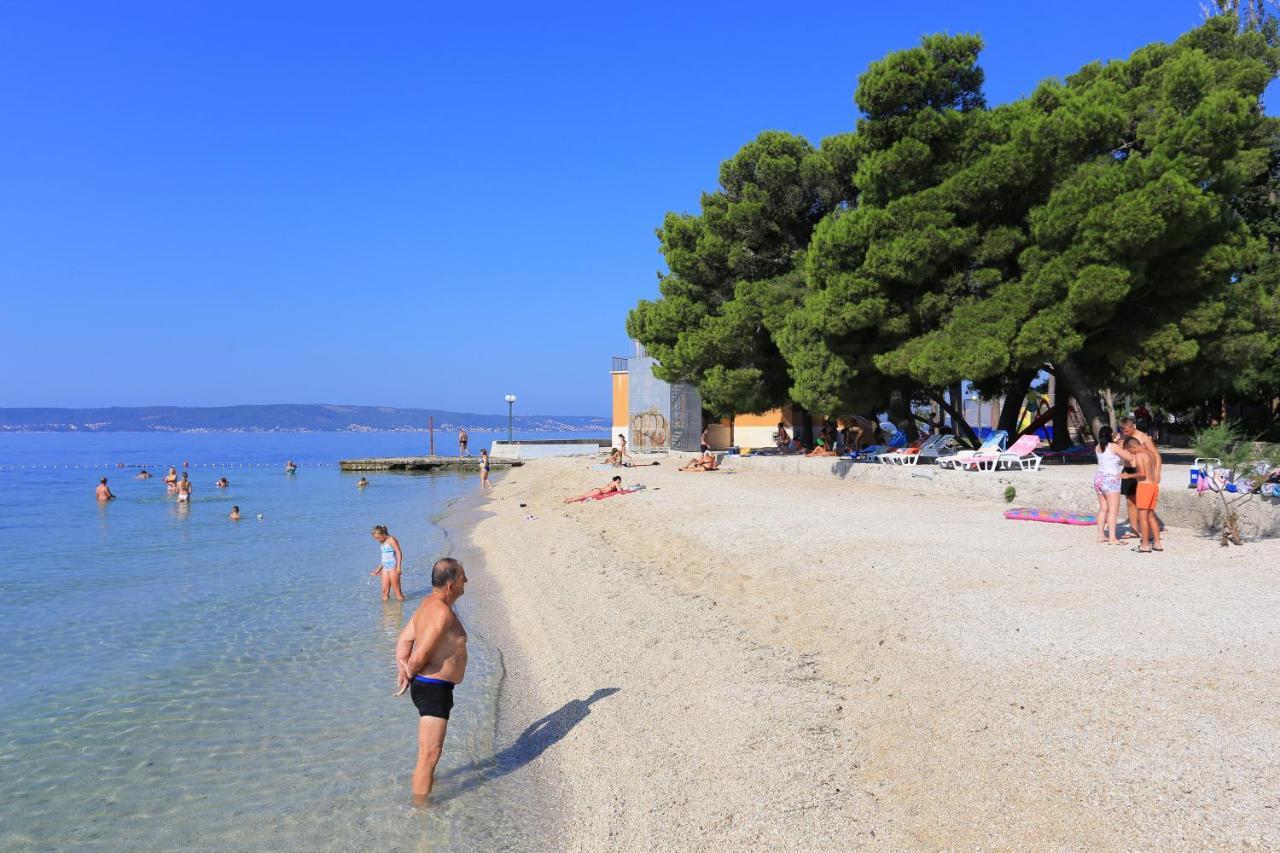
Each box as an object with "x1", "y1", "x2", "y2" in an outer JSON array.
[{"x1": 454, "y1": 456, "x2": 1280, "y2": 850}]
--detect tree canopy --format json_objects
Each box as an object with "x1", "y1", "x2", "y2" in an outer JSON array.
[{"x1": 628, "y1": 16, "x2": 1280, "y2": 435}]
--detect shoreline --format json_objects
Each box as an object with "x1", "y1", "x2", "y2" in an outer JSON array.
[
  {"x1": 440, "y1": 455, "x2": 1280, "y2": 849},
  {"x1": 435, "y1": 478, "x2": 569, "y2": 851}
]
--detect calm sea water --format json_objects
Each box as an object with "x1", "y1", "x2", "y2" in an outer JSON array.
[{"x1": 0, "y1": 431, "x2": 596, "y2": 851}]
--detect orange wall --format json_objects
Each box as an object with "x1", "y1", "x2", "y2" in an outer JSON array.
[
  {"x1": 733, "y1": 409, "x2": 782, "y2": 428},
  {"x1": 611, "y1": 372, "x2": 629, "y2": 426}
]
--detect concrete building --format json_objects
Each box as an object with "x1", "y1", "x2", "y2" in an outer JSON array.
[{"x1": 609, "y1": 343, "x2": 702, "y2": 452}]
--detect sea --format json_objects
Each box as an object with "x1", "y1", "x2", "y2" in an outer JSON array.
[{"x1": 0, "y1": 430, "x2": 600, "y2": 852}]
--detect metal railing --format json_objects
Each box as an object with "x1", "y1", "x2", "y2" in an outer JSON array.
[{"x1": 611, "y1": 357, "x2": 628, "y2": 372}]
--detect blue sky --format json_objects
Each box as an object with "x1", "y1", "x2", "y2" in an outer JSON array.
[{"x1": 0, "y1": 1, "x2": 1257, "y2": 415}]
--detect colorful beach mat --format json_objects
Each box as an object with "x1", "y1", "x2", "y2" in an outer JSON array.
[{"x1": 1003, "y1": 507, "x2": 1096, "y2": 526}]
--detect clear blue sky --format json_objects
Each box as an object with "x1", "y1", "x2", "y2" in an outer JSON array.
[{"x1": 0, "y1": 1, "x2": 1259, "y2": 415}]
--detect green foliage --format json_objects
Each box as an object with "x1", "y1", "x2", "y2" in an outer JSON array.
[
  {"x1": 626, "y1": 131, "x2": 843, "y2": 417},
  {"x1": 1192, "y1": 421, "x2": 1279, "y2": 544},
  {"x1": 629, "y1": 19, "x2": 1280, "y2": 425},
  {"x1": 1003, "y1": 485, "x2": 1017, "y2": 503}
]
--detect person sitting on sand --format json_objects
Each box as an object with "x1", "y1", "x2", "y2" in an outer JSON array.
[
  {"x1": 806, "y1": 439, "x2": 839, "y2": 458},
  {"x1": 775, "y1": 422, "x2": 790, "y2": 451},
  {"x1": 564, "y1": 475, "x2": 624, "y2": 503},
  {"x1": 679, "y1": 452, "x2": 719, "y2": 471},
  {"x1": 136, "y1": 469, "x2": 152, "y2": 480},
  {"x1": 96, "y1": 478, "x2": 115, "y2": 501},
  {"x1": 358, "y1": 477, "x2": 369, "y2": 488},
  {"x1": 229, "y1": 505, "x2": 241, "y2": 520}
]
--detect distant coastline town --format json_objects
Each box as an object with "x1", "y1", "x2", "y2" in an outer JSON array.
[{"x1": 0, "y1": 405, "x2": 609, "y2": 434}]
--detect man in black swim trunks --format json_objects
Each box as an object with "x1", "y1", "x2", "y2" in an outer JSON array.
[{"x1": 394, "y1": 558, "x2": 469, "y2": 804}]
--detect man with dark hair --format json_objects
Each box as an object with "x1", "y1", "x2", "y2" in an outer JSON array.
[{"x1": 394, "y1": 557, "x2": 469, "y2": 804}]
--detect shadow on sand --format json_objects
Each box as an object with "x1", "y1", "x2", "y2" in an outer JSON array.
[{"x1": 433, "y1": 687, "x2": 620, "y2": 802}]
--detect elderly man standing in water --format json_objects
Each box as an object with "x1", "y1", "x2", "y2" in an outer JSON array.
[{"x1": 394, "y1": 558, "x2": 469, "y2": 804}]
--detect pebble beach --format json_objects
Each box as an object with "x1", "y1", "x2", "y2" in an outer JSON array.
[{"x1": 458, "y1": 456, "x2": 1280, "y2": 850}]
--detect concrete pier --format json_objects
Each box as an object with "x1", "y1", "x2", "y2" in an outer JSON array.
[{"x1": 338, "y1": 456, "x2": 523, "y2": 472}]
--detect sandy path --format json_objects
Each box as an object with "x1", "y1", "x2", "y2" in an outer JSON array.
[{"x1": 455, "y1": 457, "x2": 1280, "y2": 850}]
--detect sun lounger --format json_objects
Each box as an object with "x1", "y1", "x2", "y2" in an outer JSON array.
[
  {"x1": 936, "y1": 431, "x2": 1008, "y2": 470},
  {"x1": 963, "y1": 434, "x2": 1040, "y2": 471},
  {"x1": 848, "y1": 444, "x2": 889, "y2": 461},
  {"x1": 881, "y1": 433, "x2": 949, "y2": 465}
]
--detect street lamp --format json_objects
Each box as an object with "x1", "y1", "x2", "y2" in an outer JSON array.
[{"x1": 504, "y1": 394, "x2": 517, "y2": 443}]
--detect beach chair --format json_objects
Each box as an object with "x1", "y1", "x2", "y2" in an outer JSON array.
[
  {"x1": 995, "y1": 435, "x2": 1045, "y2": 471},
  {"x1": 881, "y1": 433, "x2": 947, "y2": 465},
  {"x1": 848, "y1": 444, "x2": 888, "y2": 461},
  {"x1": 936, "y1": 431, "x2": 1008, "y2": 470},
  {"x1": 964, "y1": 434, "x2": 1040, "y2": 471}
]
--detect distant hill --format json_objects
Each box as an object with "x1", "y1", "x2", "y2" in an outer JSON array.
[{"x1": 0, "y1": 404, "x2": 609, "y2": 434}]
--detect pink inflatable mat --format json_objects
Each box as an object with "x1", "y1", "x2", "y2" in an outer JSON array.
[{"x1": 1003, "y1": 507, "x2": 1096, "y2": 526}]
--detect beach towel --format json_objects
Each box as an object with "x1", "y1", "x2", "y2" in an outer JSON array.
[{"x1": 1003, "y1": 507, "x2": 1096, "y2": 526}]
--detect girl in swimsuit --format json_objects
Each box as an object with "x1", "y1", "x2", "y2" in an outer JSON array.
[
  {"x1": 480, "y1": 449, "x2": 492, "y2": 490},
  {"x1": 370, "y1": 525, "x2": 405, "y2": 601},
  {"x1": 564, "y1": 476, "x2": 624, "y2": 503}
]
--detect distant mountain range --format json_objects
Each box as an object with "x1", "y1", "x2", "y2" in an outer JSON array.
[{"x1": 0, "y1": 405, "x2": 610, "y2": 434}]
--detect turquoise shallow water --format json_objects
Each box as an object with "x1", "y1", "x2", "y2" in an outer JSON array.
[{"x1": 0, "y1": 431, "x2": 587, "y2": 851}]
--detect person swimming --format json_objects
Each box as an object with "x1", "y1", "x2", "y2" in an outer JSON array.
[
  {"x1": 177, "y1": 472, "x2": 192, "y2": 503},
  {"x1": 215, "y1": 477, "x2": 229, "y2": 488},
  {"x1": 357, "y1": 477, "x2": 369, "y2": 488},
  {"x1": 229, "y1": 505, "x2": 241, "y2": 520},
  {"x1": 285, "y1": 459, "x2": 297, "y2": 474}
]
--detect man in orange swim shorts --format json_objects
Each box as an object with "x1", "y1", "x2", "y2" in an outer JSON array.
[{"x1": 1124, "y1": 436, "x2": 1161, "y2": 553}]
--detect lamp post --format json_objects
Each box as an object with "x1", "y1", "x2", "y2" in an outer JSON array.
[{"x1": 504, "y1": 394, "x2": 517, "y2": 444}]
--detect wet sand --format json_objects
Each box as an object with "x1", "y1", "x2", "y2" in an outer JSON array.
[{"x1": 453, "y1": 457, "x2": 1280, "y2": 850}]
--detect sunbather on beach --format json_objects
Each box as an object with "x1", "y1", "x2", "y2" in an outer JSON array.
[
  {"x1": 679, "y1": 452, "x2": 719, "y2": 471},
  {"x1": 564, "y1": 475, "x2": 623, "y2": 502},
  {"x1": 806, "y1": 440, "x2": 839, "y2": 457},
  {"x1": 775, "y1": 422, "x2": 790, "y2": 451}
]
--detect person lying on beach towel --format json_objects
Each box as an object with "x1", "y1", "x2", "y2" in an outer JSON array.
[
  {"x1": 564, "y1": 475, "x2": 624, "y2": 503},
  {"x1": 679, "y1": 452, "x2": 719, "y2": 472}
]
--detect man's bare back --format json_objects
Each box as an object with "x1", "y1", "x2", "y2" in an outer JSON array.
[{"x1": 397, "y1": 598, "x2": 468, "y2": 689}]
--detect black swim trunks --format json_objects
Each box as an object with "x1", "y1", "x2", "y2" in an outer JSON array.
[
  {"x1": 1120, "y1": 466, "x2": 1137, "y2": 498},
  {"x1": 410, "y1": 677, "x2": 454, "y2": 720}
]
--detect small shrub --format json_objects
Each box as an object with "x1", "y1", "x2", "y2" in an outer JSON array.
[
  {"x1": 1003, "y1": 485, "x2": 1016, "y2": 503},
  {"x1": 1193, "y1": 422, "x2": 1278, "y2": 546}
]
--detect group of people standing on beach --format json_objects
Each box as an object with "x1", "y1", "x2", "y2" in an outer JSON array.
[{"x1": 1094, "y1": 417, "x2": 1164, "y2": 552}]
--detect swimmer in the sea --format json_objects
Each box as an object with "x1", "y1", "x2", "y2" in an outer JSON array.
[
  {"x1": 216, "y1": 477, "x2": 229, "y2": 488},
  {"x1": 177, "y1": 472, "x2": 193, "y2": 503},
  {"x1": 285, "y1": 459, "x2": 297, "y2": 474},
  {"x1": 229, "y1": 505, "x2": 241, "y2": 520},
  {"x1": 95, "y1": 478, "x2": 115, "y2": 501},
  {"x1": 164, "y1": 467, "x2": 178, "y2": 490},
  {"x1": 136, "y1": 469, "x2": 152, "y2": 480},
  {"x1": 357, "y1": 477, "x2": 369, "y2": 488}
]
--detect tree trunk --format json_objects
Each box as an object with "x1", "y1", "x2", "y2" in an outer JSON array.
[
  {"x1": 930, "y1": 391, "x2": 980, "y2": 447},
  {"x1": 997, "y1": 371, "x2": 1036, "y2": 437},
  {"x1": 1101, "y1": 388, "x2": 1117, "y2": 431},
  {"x1": 888, "y1": 391, "x2": 917, "y2": 441},
  {"x1": 1056, "y1": 356, "x2": 1107, "y2": 441}
]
